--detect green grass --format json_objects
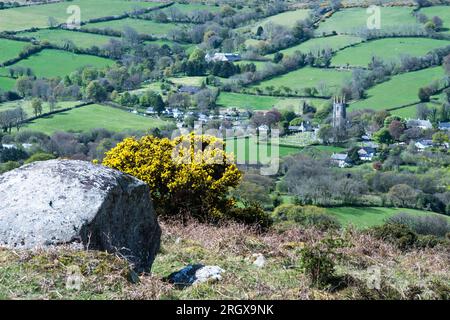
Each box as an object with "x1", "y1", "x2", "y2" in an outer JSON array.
[
  {"x1": 0, "y1": 0, "x2": 163, "y2": 32},
  {"x1": 332, "y1": 37, "x2": 450, "y2": 67},
  {"x1": 217, "y1": 92, "x2": 328, "y2": 111},
  {"x1": 10, "y1": 49, "x2": 114, "y2": 78},
  {"x1": 82, "y1": 18, "x2": 190, "y2": 37},
  {"x1": 0, "y1": 39, "x2": 29, "y2": 64},
  {"x1": 247, "y1": 9, "x2": 311, "y2": 32},
  {"x1": 162, "y1": 3, "x2": 221, "y2": 14},
  {"x1": 23, "y1": 104, "x2": 169, "y2": 134},
  {"x1": 349, "y1": 66, "x2": 446, "y2": 113},
  {"x1": 420, "y1": 6, "x2": 450, "y2": 34},
  {"x1": 0, "y1": 77, "x2": 16, "y2": 91},
  {"x1": 267, "y1": 35, "x2": 363, "y2": 58},
  {"x1": 253, "y1": 67, "x2": 351, "y2": 95},
  {"x1": 225, "y1": 136, "x2": 304, "y2": 163},
  {"x1": 316, "y1": 7, "x2": 420, "y2": 35},
  {"x1": 0, "y1": 100, "x2": 81, "y2": 119},
  {"x1": 326, "y1": 206, "x2": 450, "y2": 229},
  {"x1": 19, "y1": 29, "x2": 116, "y2": 49}
]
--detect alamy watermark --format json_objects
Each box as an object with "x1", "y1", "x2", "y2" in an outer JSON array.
[{"x1": 367, "y1": 5, "x2": 381, "y2": 30}]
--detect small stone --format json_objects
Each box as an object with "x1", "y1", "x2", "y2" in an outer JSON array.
[
  {"x1": 252, "y1": 253, "x2": 266, "y2": 268},
  {"x1": 167, "y1": 264, "x2": 225, "y2": 288}
]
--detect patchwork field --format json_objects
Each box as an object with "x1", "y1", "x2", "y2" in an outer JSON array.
[
  {"x1": 253, "y1": 67, "x2": 351, "y2": 95},
  {"x1": 316, "y1": 7, "x2": 420, "y2": 35},
  {"x1": 0, "y1": 77, "x2": 16, "y2": 91},
  {"x1": 0, "y1": 100, "x2": 81, "y2": 119},
  {"x1": 82, "y1": 18, "x2": 190, "y2": 37},
  {"x1": 349, "y1": 66, "x2": 446, "y2": 113},
  {"x1": 332, "y1": 37, "x2": 450, "y2": 67},
  {"x1": 19, "y1": 29, "x2": 116, "y2": 49},
  {"x1": 161, "y1": 3, "x2": 221, "y2": 14},
  {"x1": 249, "y1": 9, "x2": 310, "y2": 32},
  {"x1": 420, "y1": 6, "x2": 450, "y2": 34},
  {"x1": 9, "y1": 49, "x2": 114, "y2": 78},
  {"x1": 267, "y1": 35, "x2": 363, "y2": 58},
  {"x1": 217, "y1": 92, "x2": 328, "y2": 111},
  {"x1": 326, "y1": 206, "x2": 450, "y2": 229},
  {"x1": 23, "y1": 104, "x2": 169, "y2": 134},
  {"x1": 0, "y1": 39, "x2": 29, "y2": 64},
  {"x1": 0, "y1": 0, "x2": 163, "y2": 32}
]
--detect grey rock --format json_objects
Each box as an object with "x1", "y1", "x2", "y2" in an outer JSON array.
[
  {"x1": 0, "y1": 159, "x2": 161, "y2": 272},
  {"x1": 167, "y1": 264, "x2": 225, "y2": 288},
  {"x1": 252, "y1": 253, "x2": 266, "y2": 268}
]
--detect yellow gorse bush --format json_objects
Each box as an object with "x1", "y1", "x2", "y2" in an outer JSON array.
[{"x1": 103, "y1": 133, "x2": 242, "y2": 219}]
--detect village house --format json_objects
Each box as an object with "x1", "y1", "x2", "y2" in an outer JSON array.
[
  {"x1": 438, "y1": 122, "x2": 450, "y2": 131},
  {"x1": 415, "y1": 139, "x2": 434, "y2": 151},
  {"x1": 331, "y1": 153, "x2": 352, "y2": 168},
  {"x1": 288, "y1": 121, "x2": 314, "y2": 133},
  {"x1": 407, "y1": 119, "x2": 433, "y2": 130},
  {"x1": 358, "y1": 146, "x2": 376, "y2": 161},
  {"x1": 205, "y1": 53, "x2": 242, "y2": 63}
]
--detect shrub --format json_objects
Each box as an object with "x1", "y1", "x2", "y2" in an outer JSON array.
[
  {"x1": 25, "y1": 152, "x2": 56, "y2": 164},
  {"x1": 273, "y1": 205, "x2": 341, "y2": 231},
  {"x1": 299, "y1": 237, "x2": 347, "y2": 288},
  {"x1": 103, "y1": 134, "x2": 242, "y2": 221},
  {"x1": 226, "y1": 203, "x2": 273, "y2": 229},
  {"x1": 388, "y1": 212, "x2": 449, "y2": 238},
  {"x1": 370, "y1": 223, "x2": 418, "y2": 250}
]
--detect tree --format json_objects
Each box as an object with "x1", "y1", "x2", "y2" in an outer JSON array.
[
  {"x1": 419, "y1": 87, "x2": 432, "y2": 102},
  {"x1": 103, "y1": 134, "x2": 242, "y2": 220},
  {"x1": 374, "y1": 128, "x2": 394, "y2": 145},
  {"x1": 432, "y1": 16, "x2": 443, "y2": 30},
  {"x1": 388, "y1": 184, "x2": 418, "y2": 208},
  {"x1": 31, "y1": 98, "x2": 43, "y2": 117},
  {"x1": 85, "y1": 80, "x2": 107, "y2": 102},
  {"x1": 388, "y1": 120, "x2": 406, "y2": 141},
  {"x1": 432, "y1": 131, "x2": 449, "y2": 146},
  {"x1": 140, "y1": 91, "x2": 165, "y2": 115},
  {"x1": 444, "y1": 54, "x2": 450, "y2": 75},
  {"x1": 256, "y1": 26, "x2": 264, "y2": 37}
]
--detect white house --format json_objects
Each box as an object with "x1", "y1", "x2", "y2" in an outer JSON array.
[
  {"x1": 331, "y1": 153, "x2": 351, "y2": 168},
  {"x1": 205, "y1": 53, "x2": 242, "y2": 63},
  {"x1": 407, "y1": 119, "x2": 433, "y2": 130},
  {"x1": 438, "y1": 122, "x2": 450, "y2": 131},
  {"x1": 358, "y1": 147, "x2": 376, "y2": 161},
  {"x1": 415, "y1": 139, "x2": 434, "y2": 151}
]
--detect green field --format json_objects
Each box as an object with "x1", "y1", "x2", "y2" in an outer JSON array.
[
  {"x1": 0, "y1": 77, "x2": 16, "y2": 91},
  {"x1": 19, "y1": 29, "x2": 116, "y2": 49},
  {"x1": 82, "y1": 18, "x2": 189, "y2": 37},
  {"x1": 0, "y1": 39, "x2": 29, "y2": 64},
  {"x1": 326, "y1": 206, "x2": 450, "y2": 229},
  {"x1": 0, "y1": 100, "x2": 81, "y2": 119},
  {"x1": 253, "y1": 67, "x2": 351, "y2": 95},
  {"x1": 349, "y1": 66, "x2": 446, "y2": 113},
  {"x1": 162, "y1": 3, "x2": 221, "y2": 14},
  {"x1": 267, "y1": 35, "x2": 363, "y2": 58},
  {"x1": 217, "y1": 92, "x2": 328, "y2": 111},
  {"x1": 226, "y1": 136, "x2": 304, "y2": 163},
  {"x1": 10, "y1": 49, "x2": 114, "y2": 78},
  {"x1": 23, "y1": 104, "x2": 169, "y2": 134},
  {"x1": 332, "y1": 37, "x2": 450, "y2": 67},
  {"x1": 316, "y1": 7, "x2": 420, "y2": 35},
  {"x1": 168, "y1": 76, "x2": 206, "y2": 87},
  {"x1": 420, "y1": 6, "x2": 450, "y2": 34},
  {"x1": 248, "y1": 9, "x2": 311, "y2": 32},
  {"x1": 0, "y1": 0, "x2": 163, "y2": 32}
]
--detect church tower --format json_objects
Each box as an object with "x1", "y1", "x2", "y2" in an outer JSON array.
[{"x1": 332, "y1": 96, "x2": 347, "y2": 129}]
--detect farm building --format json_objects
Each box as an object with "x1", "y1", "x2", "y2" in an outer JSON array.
[
  {"x1": 358, "y1": 147, "x2": 376, "y2": 161},
  {"x1": 331, "y1": 153, "x2": 351, "y2": 168},
  {"x1": 205, "y1": 53, "x2": 242, "y2": 63},
  {"x1": 407, "y1": 119, "x2": 433, "y2": 130}
]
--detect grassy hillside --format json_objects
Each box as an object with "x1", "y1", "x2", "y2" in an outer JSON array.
[
  {"x1": 332, "y1": 37, "x2": 450, "y2": 67},
  {"x1": 326, "y1": 206, "x2": 450, "y2": 229},
  {"x1": 20, "y1": 29, "x2": 117, "y2": 49},
  {"x1": 217, "y1": 92, "x2": 328, "y2": 111},
  {"x1": 267, "y1": 35, "x2": 363, "y2": 58},
  {"x1": 0, "y1": 39, "x2": 29, "y2": 64},
  {"x1": 0, "y1": 77, "x2": 16, "y2": 91},
  {"x1": 253, "y1": 67, "x2": 351, "y2": 95},
  {"x1": 420, "y1": 6, "x2": 450, "y2": 34},
  {"x1": 23, "y1": 104, "x2": 169, "y2": 134},
  {"x1": 10, "y1": 49, "x2": 114, "y2": 78},
  {"x1": 0, "y1": 0, "x2": 163, "y2": 31},
  {"x1": 82, "y1": 18, "x2": 190, "y2": 37},
  {"x1": 316, "y1": 7, "x2": 420, "y2": 35},
  {"x1": 348, "y1": 66, "x2": 446, "y2": 115},
  {"x1": 0, "y1": 100, "x2": 81, "y2": 118}
]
